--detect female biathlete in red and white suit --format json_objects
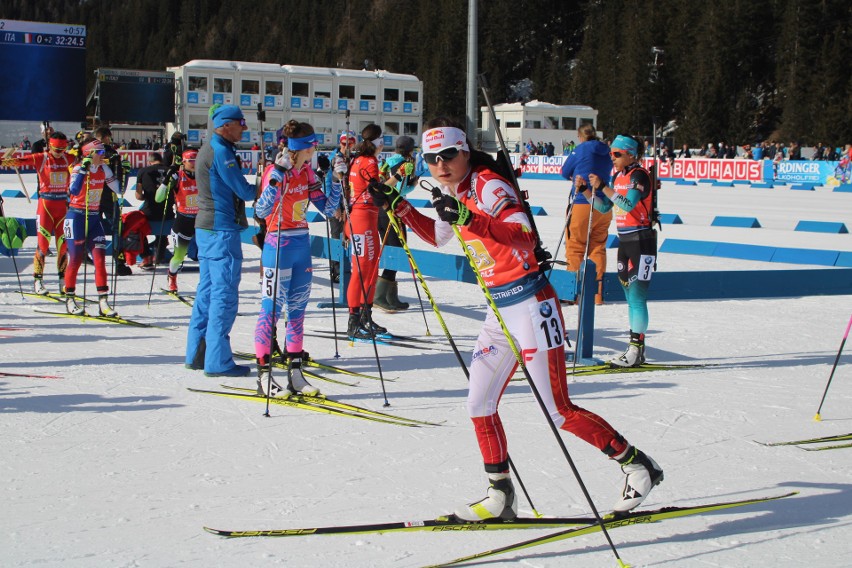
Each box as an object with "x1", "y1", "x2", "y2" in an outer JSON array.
[
  {"x1": 1, "y1": 132, "x2": 74, "y2": 294},
  {"x1": 64, "y1": 140, "x2": 122, "y2": 316},
  {"x1": 370, "y1": 123, "x2": 662, "y2": 522}
]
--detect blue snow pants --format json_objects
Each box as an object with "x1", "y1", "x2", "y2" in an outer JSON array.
[{"x1": 185, "y1": 229, "x2": 244, "y2": 373}]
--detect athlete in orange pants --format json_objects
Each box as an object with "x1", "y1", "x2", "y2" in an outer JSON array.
[
  {"x1": 561, "y1": 124, "x2": 614, "y2": 305},
  {"x1": 564, "y1": 203, "x2": 612, "y2": 304}
]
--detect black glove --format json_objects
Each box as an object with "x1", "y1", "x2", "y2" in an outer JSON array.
[
  {"x1": 368, "y1": 179, "x2": 403, "y2": 210},
  {"x1": 432, "y1": 193, "x2": 472, "y2": 226}
]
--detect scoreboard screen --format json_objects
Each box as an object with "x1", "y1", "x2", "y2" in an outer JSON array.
[
  {"x1": 98, "y1": 68, "x2": 175, "y2": 123},
  {"x1": 0, "y1": 19, "x2": 87, "y2": 122}
]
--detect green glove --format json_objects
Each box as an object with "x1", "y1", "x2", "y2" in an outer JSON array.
[
  {"x1": 155, "y1": 183, "x2": 170, "y2": 203},
  {"x1": 0, "y1": 217, "x2": 27, "y2": 250}
]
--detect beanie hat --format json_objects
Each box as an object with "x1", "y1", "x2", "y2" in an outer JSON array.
[
  {"x1": 210, "y1": 105, "x2": 244, "y2": 129},
  {"x1": 611, "y1": 135, "x2": 639, "y2": 157},
  {"x1": 395, "y1": 135, "x2": 415, "y2": 153}
]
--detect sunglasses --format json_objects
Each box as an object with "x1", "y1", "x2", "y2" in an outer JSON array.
[
  {"x1": 91, "y1": 149, "x2": 106, "y2": 156},
  {"x1": 49, "y1": 145, "x2": 68, "y2": 152},
  {"x1": 423, "y1": 147, "x2": 461, "y2": 164},
  {"x1": 611, "y1": 151, "x2": 626, "y2": 158}
]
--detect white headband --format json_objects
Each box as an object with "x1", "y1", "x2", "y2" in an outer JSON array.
[{"x1": 422, "y1": 127, "x2": 469, "y2": 154}]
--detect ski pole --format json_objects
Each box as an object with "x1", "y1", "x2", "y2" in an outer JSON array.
[
  {"x1": 0, "y1": 214, "x2": 26, "y2": 299},
  {"x1": 110, "y1": 159, "x2": 127, "y2": 307},
  {"x1": 343, "y1": 168, "x2": 390, "y2": 407},
  {"x1": 386, "y1": 205, "x2": 541, "y2": 517},
  {"x1": 0, "y1": 194, "x2": 25, "y2": 297},
  {"x1": 147, "y1": 187, "x2": 172, "y2": 306},
  {"x1": 814, "y1": 313, "x2": 852, "y2": 421},
  {"x1": 406, "y1": 251, "x2": 431, "y2": 336},
  {"x1": 571, "y1": 189, "x2": 597, "y2": 372},
  {"x1": 263, "y1": 168, "x2": 287, "y2": 417},
  {"x1": 317, "y1": 167, "x2": 341, "y2": 359},
  {"x1": 324, "y1": 216, "x2": 341, "y2": 358},
  {"x1": 548, "y1": 198, "x2": 573, "y2": 280},
  {"x1": 82, "y1": 175, "x2": 90, "y2": 314},
  {"x1": 433, "y1": 184, "x2": 627, "y2": 566}
]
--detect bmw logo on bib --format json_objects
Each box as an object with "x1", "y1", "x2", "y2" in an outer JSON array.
[{"x1": 539, "y1": 301, "x2": 553, "y2": 318}]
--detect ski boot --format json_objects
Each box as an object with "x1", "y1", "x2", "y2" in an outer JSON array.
[
  {"x1": 256, "y1": 359, "x2": 286, "y2": 397},
  {"x1": 613, "y1": 447, "x2": 664, "y2": 513},
  {"x1": 65, "y1": 294, "x2": 84, "y2": 316},
  {"x1": 347, "y1": 311, "x2": 372, "y2": 340},
  {"x1": 286, "y1": 353, "x2": 319, "y2": 396},
  {"x1": 167, "y1": 272, "x2": 178, "y2": 293},
  {"x1": 609, "y1": 332, "x2": 645, "y2": 368},
  {"x1": 98, "y1": 294, "x2": 117, "y2": 317},
  {"x1": 33, "y1": 277, "x2": 48, "y2": 296},
  {"x1": 362, "y1": 306, "x2": 387, "y2": 335},
  {"x1": 454, "y1": 473, "x2": 518, "y2": 522}
]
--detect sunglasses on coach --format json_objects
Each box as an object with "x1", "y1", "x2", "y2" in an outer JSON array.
[
  {"x1": 423, "y1": 147, "x2": 461, "y2": 164},
  {"x1": 611, "y1": 151, "x2": 625, "y2": 158}
]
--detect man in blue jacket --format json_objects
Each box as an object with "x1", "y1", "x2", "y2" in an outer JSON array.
[
  {"x1": 560, "y1": 124, "x2": 613, "y2": 305},
  {"x1": 186, "y1": 104, "x2": 257, "y2": 376}
]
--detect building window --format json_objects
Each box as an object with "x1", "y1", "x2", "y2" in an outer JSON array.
[
  {"x1": 506, "y1": 121, "x2": 521, "y2": 128},
  {"x1": 384, "y1": 88, "x2": 399, "y2": 101},
  {"x1": 241, "y1": 79, "x2": 259, "y2": 95},
  {"x1": 314, "y1": 89, "x2": 331, "y2": 99},
  {"x1": 384, "y1": 122, "x2": 400, "y2": 135},
  {"x1": 404, "y1": 90, "x2": 419, "y2": 102},
  {"x1": 339, "y1": 85, "x2": 355, "y2": 99},
  {"x1": 561, "y1": 117, "x2": 577, "y2": 130},
  {"x1": 188, "y1": 76, "x2": 207, "y2": 91},
  {"x1": 580, "y1": 118, "x2": 594, "y2": 127},
  {"x1": 292, "y1": 82, "x2": 309, "y2": 97},
  {"x1": 543, "y1": 116, "x2": 558, "y2": 129},
  {"x1": 189, "y1": 115, "x2": 208, "y2": 129},
  {"x1": 525, "y1": 119, "x2": 542, "y2": 129},
  {"x1": 265, "y1": 81, "x2": 283, "y2": 96},
  {"x1": 403, "y1": 122, "x2": 418, "y2": 135},
  {"x1": 213, "y1": 78, "x2": 232, "y2": 93}
]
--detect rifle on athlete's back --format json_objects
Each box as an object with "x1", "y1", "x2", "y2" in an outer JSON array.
[{"x1": 478, "y1": 74, "x2": 553, "y2": 271}]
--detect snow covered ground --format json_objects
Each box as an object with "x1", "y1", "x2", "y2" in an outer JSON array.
[{"x1": 1, "y1": 172, "x2": 851, "y2": 567}]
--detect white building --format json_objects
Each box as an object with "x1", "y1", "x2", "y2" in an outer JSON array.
[
  {"x1": 479, "y1": 100, "x2": 599, "y2": 153},
  {"x1": 167, "y1": 60, "x2": 423, "y2": 148}
]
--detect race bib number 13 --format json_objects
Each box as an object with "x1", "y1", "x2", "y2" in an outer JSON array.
[{"x1": 529, "y1": 298, "x2": 564, "y2": 351}]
